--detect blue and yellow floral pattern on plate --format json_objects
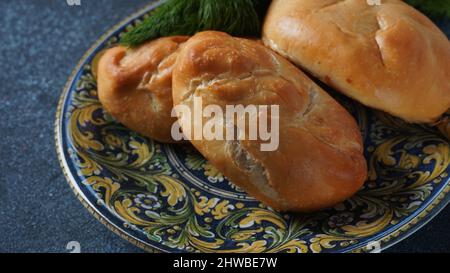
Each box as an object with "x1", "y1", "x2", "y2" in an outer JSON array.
[{"x1": 55, "y1": 1, "x2": 450, "y2": 253}]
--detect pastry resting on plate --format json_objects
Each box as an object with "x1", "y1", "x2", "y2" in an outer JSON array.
[
  {"x1": 172, "y1": 31, "x2": 367, "y2": 212},
  {"x1": 97, "y1": 36, "x2": 189, "y2": 143},
  {"x1": 263, "y1": 0, "x2": 450, "y2": 123},
  {"x1": 437, "y1": 110, "x2": 450, "y2": 139}
]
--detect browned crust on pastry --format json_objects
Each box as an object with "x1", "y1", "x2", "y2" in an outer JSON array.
[
  {"x1": 263, "y1": 0, "x2": 450, "y2": 123},
  {"x1": 97, "y1": 36, "x2": 189, "y2": 142},
  {"x1": 173, "y1": 31, "x2": 367, "y2": 212}
]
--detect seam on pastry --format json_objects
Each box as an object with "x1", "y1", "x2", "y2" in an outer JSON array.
[
  {"x1": 264, "y1": 47, "x2": 316, "y2": 116},
  {"x1": 183, "y1": 69, "x2": 275, "y2": 103},
  {"x1": 274, "y1": 71, "x2": 316, "y2": 117},
  {"x1": 180, "y1": 76, "x2": 217, "y2": 103},
  {"x1": 302, "y1": 89, "x2": 317, "y2": 117},
  {"x1": 375, "y1": 15, "x2": 387, "y2": 68},
  {"x1": 146, "y1": 91, "x2": 159, "y2": 113},
  {"x1": 136, "y1": 42, "x2": 184, "y2": 89},
  {"x1": 138, "y1": 71, "x2": 153, "y2": 90},
  {"x1": 374, "y1": 36, "x2": 387, "y2": 67},
  {"x1": 227, "y1": 140, "x2": 281, "y2": 203},
  {"x1": 331, "y1": 22, "x2": 361, "y2": 39},
  {"x1": 297, "y1": 126, "x2": 359, "y2": 161}
]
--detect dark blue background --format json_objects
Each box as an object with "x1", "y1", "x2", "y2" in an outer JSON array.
[{"x1": 0, "y1": 0, "x2": 449, "y2": 253}]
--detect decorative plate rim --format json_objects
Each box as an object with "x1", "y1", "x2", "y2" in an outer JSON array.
[{"x1": 54, "y1": 0, "x2": 450, "y2": 253}]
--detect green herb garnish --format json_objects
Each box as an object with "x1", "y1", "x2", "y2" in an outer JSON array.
[
  {"x1": 405, "y1": 0, "x2": 450, "y2": 19},
  {"x1": 121, "y1": 0, "x2": 270, "y2": 47}
]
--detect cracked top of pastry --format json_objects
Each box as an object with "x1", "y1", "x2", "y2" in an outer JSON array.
[{"x1": 263, "y1": 0, "x2": 450, "y2": 123}]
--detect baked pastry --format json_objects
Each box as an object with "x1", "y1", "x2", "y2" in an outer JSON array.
[
  {"x1": 97, "y1": 36, "x2": 189, "y2": 142},
  {"x1": 263, "y1": 0, "x2": 450, "y2": 123},
  {"x1": 172, "y1": 31, "x2": 367, "y2": 212}
]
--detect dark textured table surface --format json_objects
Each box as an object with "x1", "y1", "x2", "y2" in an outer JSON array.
[{"x1": 0, "y1": 0, "x2": 449, "y2": 253}]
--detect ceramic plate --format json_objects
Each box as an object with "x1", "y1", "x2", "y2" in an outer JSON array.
[{"x1": 55, "y1": 1, "x2": 450, "y2": 253}]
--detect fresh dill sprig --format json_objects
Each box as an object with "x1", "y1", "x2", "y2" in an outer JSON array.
[
  {"x1": 121, "y1": 0, "x2": 269, "y2": 47},
  {"x1": 120, "y1": 0, "x2": 198, "y2": 47},
  {"x1": 405, "y1": 0, "x2": 450, "y2": 19}
]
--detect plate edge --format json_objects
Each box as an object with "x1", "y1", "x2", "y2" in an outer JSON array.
[{"x1": 54, "y1": 0, "x2": 167, "y2": 253}]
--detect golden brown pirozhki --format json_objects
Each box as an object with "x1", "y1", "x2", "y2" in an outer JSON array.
[
  {"x1": 263, "y1": 0, "x2": 450, "y2": 123},
  {"x1": 97, "y1": 36, "x2": 189, "y2": 143},
  {"x1": 172, "y1": 31, "x2": 367, "y2": 212}
]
